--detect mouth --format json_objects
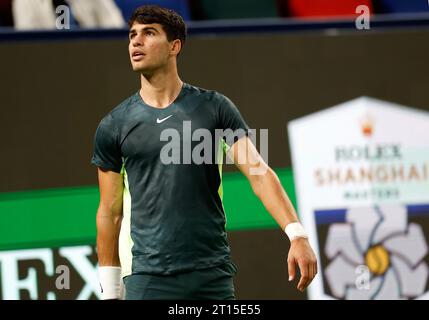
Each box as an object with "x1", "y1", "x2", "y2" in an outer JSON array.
[{"x1": 132, "y1": 51, "x2": 145, "y2": 61}]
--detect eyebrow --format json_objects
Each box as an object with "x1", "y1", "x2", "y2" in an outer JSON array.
[{"x1": 129, "y1": 27, "x2": 159, "y2": 35}]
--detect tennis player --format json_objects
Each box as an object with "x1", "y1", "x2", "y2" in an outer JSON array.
[{"x1": 92, "y1": 5, "x2": 317, "y2": 300}]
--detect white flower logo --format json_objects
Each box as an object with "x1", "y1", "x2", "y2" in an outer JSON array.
[{"x1": 324, "y1": 204, "x2": 428, "y2": 299}]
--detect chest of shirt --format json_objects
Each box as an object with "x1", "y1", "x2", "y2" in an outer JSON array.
[{"x1": 120, "y1": 105, "x2": 220, "y2": 162}]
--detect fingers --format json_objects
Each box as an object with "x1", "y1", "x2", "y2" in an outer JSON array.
[
  {"x1": 297, "y1": 258, "x2": 318, "y2": 292},
  {"x1": 287, "y1": 257, "x2": 296, "y2": 282},
  {"x1": 297, "y1": 259, "x2": 310, "y2": 292},
  {"x1": 313, "y1": 260, "x2": 318, "y2": 279},
  {"x1": 309, "y1": 262, "x2": 315, "y2": 283},
  {"x1": 288, "y1": 239, "x2": 318, "y2": 292}
]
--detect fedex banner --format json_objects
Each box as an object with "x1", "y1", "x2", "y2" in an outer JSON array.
[
  {"x1": 288, "y1": 97, "x2": 429, "y2": 300},
  {"x1": 0, "y1": 245, "x2": 99, "y2": 300}
]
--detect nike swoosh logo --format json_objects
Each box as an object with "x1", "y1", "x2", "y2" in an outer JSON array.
[{"x1": 156, "y1": 115, "x2": 173, "y2": 124}]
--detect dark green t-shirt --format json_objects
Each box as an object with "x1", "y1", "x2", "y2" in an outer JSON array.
[{"x1": 91, "y1": 83, "x2": 249, "y2": 276}]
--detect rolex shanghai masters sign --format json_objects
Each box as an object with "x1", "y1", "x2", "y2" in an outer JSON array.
[{"x1": 288, "y1": 97, "x2": 429, "y2": 300}]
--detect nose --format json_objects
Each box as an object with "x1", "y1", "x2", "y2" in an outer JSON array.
[{"x1": 131, "y1": 33, "x2": 144, "y2": 47}]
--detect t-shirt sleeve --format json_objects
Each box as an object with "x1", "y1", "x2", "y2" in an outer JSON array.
[
  {"x1": 217, "y1": 94, "x2": 250, "y2": 147},
  {"x1": 91, "y1": 115, "x2": 122, "y2": 173}
]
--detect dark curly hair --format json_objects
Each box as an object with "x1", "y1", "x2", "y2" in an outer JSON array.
[{"x1": 128, "y1": 5, "x2": 187, "y2": 50}]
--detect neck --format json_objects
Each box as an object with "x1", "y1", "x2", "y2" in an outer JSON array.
[{"x1": 139, "y1": 64, "x2": 183, "y2": 109}]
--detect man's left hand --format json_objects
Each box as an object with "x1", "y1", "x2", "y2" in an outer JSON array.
[{"x1": 287, "y1": 238, "x2": 318, "y2": 292}]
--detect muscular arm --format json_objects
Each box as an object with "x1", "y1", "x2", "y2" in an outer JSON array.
[
  {"x1": 229, "y1": 140, "x2": 298, "y2": 230},
  {"x1": 96, "y1": 168, "x2": 124, "y2": 267},
  {"x1": 228, "y1": 136, "x2": 318, "y2": 292}
]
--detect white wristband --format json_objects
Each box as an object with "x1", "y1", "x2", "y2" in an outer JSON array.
[
  {"x1": 98, "y1": 266, "x2": 122, "y2": 300},
  {"x1": 285, "y1": 222, "x2": 308, "y2": 241}
]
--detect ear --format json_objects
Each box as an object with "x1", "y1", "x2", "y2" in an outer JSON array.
[{"x1": 170, "y1": 39, "x2": 182, "y2": 56}]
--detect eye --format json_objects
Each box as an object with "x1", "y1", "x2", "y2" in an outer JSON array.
[{"x1": 146, "y1": 31, "x2": 154, "y2": 36}]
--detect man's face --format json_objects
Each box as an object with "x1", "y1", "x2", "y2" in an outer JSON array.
[{"x1": 128, "y1": 22, "x2": 173, "y2": 73}]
